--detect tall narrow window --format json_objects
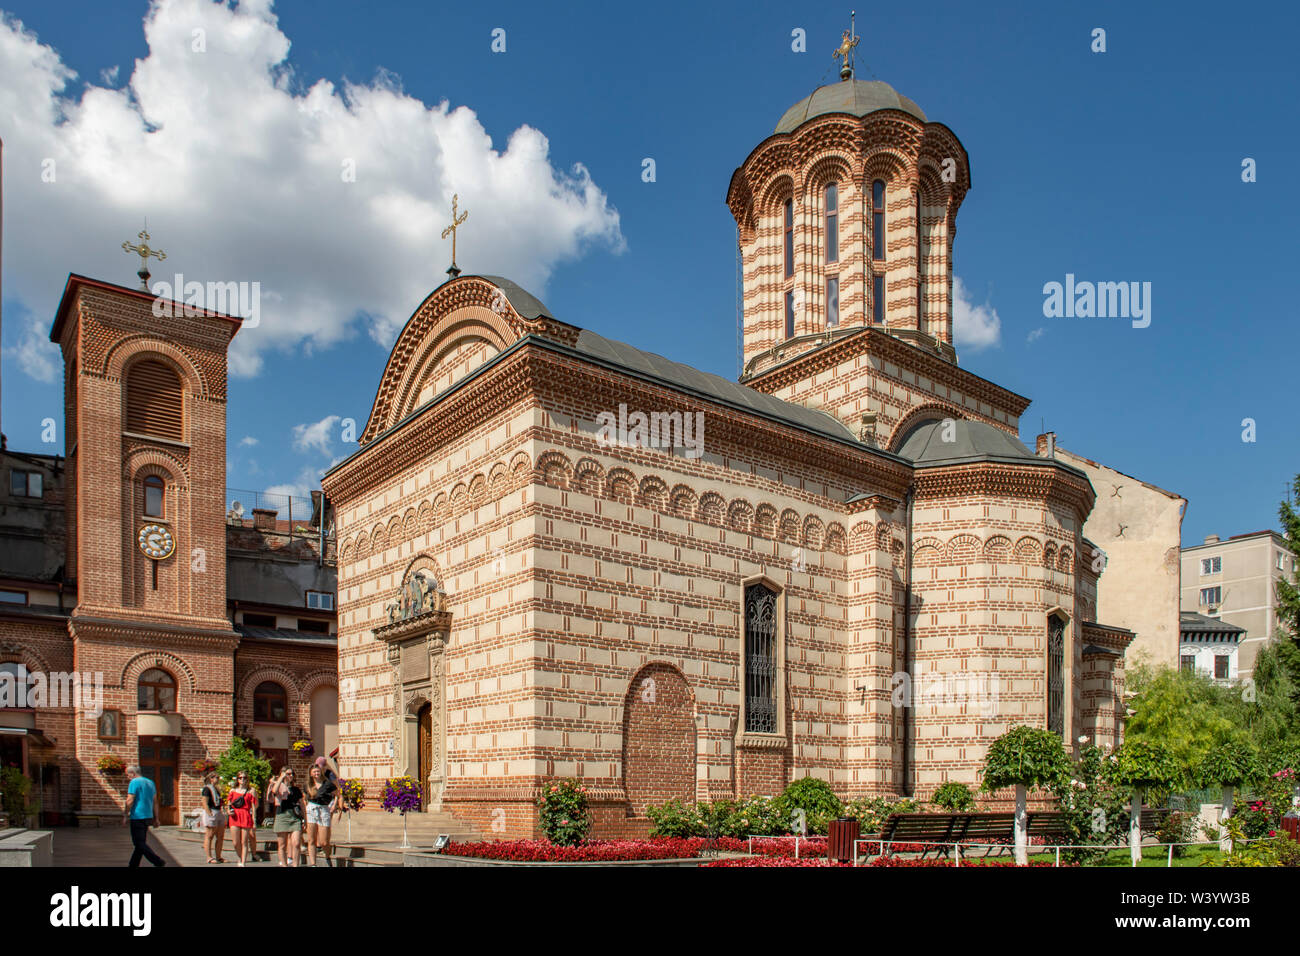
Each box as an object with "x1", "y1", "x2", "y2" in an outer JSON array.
[
  {"x1": 784, "y1": 290, "x2": 795, "y2": 338},
  {"x1": 826, "y1": 276, "x2": 839, "y2": 328},
  {"x1": 143, "y1": 476, "x2": 165, "y2": 518},
  {"x1": 871, "y1": 180, "x2": 886, "y2": 261},
  {"x1": 915, "y1": 195, "x2": 924, "y2": 329},
  {"x1": 126, "y1": 359, "x2": 183, "y2": 441},
  {"x1": 873, "y1": 274, "x2": 884, "y2": 324},
  {"x1": 783, "y1": 199, "x2": 794, "y2": 278},
  {"x1": 824, "y1": 183, "x2": 838, "y2": 263},
  {"x1": 1047, "y1": 616, "x2": 1065, "y2": 736},
  {"x1": 744, "y1": 582, "x2": 778, "y2": 733}
]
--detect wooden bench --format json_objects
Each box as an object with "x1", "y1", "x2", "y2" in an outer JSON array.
[{"x1": 874, "y1": 811, "x2": 1070, "y2": 859}]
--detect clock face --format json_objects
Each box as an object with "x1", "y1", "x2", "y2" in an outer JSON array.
[{"x1": 138, "y1": 524, "x2": 175, "y2": 560}]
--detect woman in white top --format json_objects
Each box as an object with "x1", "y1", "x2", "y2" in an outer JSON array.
[{"x1": 200, "y1": 770, "x2": 227, "y2": 864}]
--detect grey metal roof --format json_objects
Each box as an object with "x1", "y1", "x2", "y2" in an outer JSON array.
[
  {"x1": 776, "y1": 79, "x2": 926, "y2": 134},
  {"x1": 569, "y1": 328, "x2": 859, "y2": 444},
  {"x1": 1180, "y1": 611, "x2": 1245, "y2": 638},
  {"x1": 477, "y1": 275, "x2": 554, "y2": 320},
  {"x1": 236, "y1": 625, "x2": 337, "y2": 646},
  {"x1": 897, "y1": 419, "x2": 1040, "y2": 466}
]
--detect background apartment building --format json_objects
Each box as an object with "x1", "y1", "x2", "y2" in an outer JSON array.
[{"x1": 1180, "y1": 531, "x2": 1296, "y2": 680}]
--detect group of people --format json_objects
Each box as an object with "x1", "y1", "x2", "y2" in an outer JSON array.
[{"x1": 197, "y1": 756, "x2": 343, "y2": 866}]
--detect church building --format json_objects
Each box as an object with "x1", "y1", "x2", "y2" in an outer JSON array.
[{"x1": 322, "y1": 63, "x2": 1137, "y2": 838}]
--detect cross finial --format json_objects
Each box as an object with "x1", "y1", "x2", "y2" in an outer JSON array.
[
  {"x1": 833, "y1": 11, "x2": 859, "y2": 80},
  {"x1": 441, "y1": 193, "x2": 469, "y2": 279},
  {"x1": 122, "y1": 225, "x2": 167, "y2": 290}
]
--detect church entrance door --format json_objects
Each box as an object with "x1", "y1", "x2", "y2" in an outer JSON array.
[
  {"x1": 417, "y1": 703, "x2": 432, "y2": 810},
  {"x1": 137, "y1": 735, "x2": 178, "y2": 825}
]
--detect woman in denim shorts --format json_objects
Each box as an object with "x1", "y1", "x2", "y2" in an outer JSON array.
[{"x1": 304, "y1": 759, "x2": 340, "y2": 867}]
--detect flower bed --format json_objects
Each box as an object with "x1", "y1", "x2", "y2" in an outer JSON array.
[
  {"x1": 445, "y1": 837, "x2": 715, "y2": 862},
  {"x1": 704, "y1": 856, "x2": 1073, "y2": 868}
]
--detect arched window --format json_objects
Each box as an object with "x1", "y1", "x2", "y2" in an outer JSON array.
[
  {"x1": 138, "y1": 667, "x2": 176, "y2": 712},
  {"x1": 824, "y1": 182, "x2": 838, "y2": 263},
  {"x1": 1047, "y1": 615, "x2": 1066, "y2": 737},
  {"x1": 125, "y1": 359, "x2": 183, "y2": 442},
  {"x1": 743, "y1": 582, "x2": 779, "y2": 733},
  {"x1": 0, "y1": 662, "x2": 37, "y2": 709},
  {"x1": 254, "y1": 681, "x2": 288, "y2": 723},
  {"x1": 871, "y1": 180, "x2": 886, "y2": 261},
  {"x1": 143, "y1": 476, "x2": 165, "y2": 518},
  {"x1": 783, "y1": 198, "x2": 794, "y2": 278},
  {"x1": 916, "y1": 193, "x2": 925, "y2": 330}
]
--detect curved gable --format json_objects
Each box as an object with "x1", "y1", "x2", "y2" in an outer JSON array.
[{"x1": 360, "y1": 276, "x2": 569, "y2": 445}]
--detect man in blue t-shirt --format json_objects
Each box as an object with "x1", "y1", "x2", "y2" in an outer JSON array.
[{"x1": 123, "y1": 765, "x2": 165, "y2": 867}]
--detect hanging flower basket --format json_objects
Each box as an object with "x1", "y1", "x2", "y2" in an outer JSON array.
[
  {"x1": 98, "y1": 754, "x2": 126, "y2": 775},
  {"x1": 290, "y1": 740, "x2": 315, "y2": 757},
  {"x1": 381, "y1": 776, "x2": 421, "y2": 814},
  {"x1": 339, "y1": 778, "x2": 365, "y2": 812},
  {"x1": 192, "y1": 757, "x2": 218, "y2": 774}
]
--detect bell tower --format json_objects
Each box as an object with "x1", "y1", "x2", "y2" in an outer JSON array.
[
  {"x1": 726, "y1": 58, "x2": 971, "y2": 382},
  {"x1": 50, "y1": 270, "x2": 240, "y2": 626}
]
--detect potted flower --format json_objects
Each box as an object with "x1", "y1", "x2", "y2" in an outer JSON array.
[
  {"x1": 380, "y1": 776, "x2": 422, "y2": 848},
  {"x1": 290, "y1": 740, "x2": 314, "y2": 758},
  {"x1": 98, "y1": 754, "x2": 126, "y2": 776},
  {"x1": 192, "y1": 757, "x2": 218, "y2": 775}
]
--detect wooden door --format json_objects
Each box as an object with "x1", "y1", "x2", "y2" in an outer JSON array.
[
  {"x1": 417, "y1": 703, "x2": 432, "y2": 810},
  {"x1": 137, "y1": 735, "x2": 178, "y2": 825}
]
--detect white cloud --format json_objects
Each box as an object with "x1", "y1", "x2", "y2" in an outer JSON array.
[
  {"x1": 3, "y1": 313, "x2": 60, "y2": 383},
  {"x1": 99, "y1": 64, "x2": 119, "y2": 86},
  {"x1": 952, "y1": 276, "x2": 1001, "y2": 351},
  {"x1": 291, "y1": 414, "x2": 340, "y2": 456},
  {"x1": 1026, "y1": 327, "x2": 1045, "y2": 343},
  {"x1": 239, "y1": 435, "x2": 258, "y2": 446},
  {"x1": 0, "y1": 1, "x2": 624, "y2": 380}
]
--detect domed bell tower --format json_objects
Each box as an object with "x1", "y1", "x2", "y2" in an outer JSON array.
[{"x1": 726, "y1": 40, "x2": 971, "y2": 386}]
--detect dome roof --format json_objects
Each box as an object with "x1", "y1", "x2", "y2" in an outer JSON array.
[
  {"x1": 775, "y1": 79, "x2": 926, "y2": 134},
  {"x1": 897, "y1": 419, "x2": 1037, "y2": 465}
]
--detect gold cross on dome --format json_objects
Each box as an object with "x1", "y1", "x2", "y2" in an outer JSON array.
[
  {"x1": 833, "y1": 11, "x2": 859, "y2": 80},
  {"x1": 122, "y1": 227, "x2": 167, "y2": 290},
  {"x1": 441, "y1": 193, "x2": 468, "y2": 278}
]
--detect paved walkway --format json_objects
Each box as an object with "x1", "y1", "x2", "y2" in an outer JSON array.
[{"x1": 49, "y1": 825, "x2": 343, "y2": 868}]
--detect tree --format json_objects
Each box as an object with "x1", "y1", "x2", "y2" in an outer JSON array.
[
  {"x1": 981, "y1": 726, "x2": 1071, "y2": 865},
  {"x1": 1197, "y1": 738, "x2": 1265, "y2": 853},
  {"x1": 1123, "y1": 664, "x2": 1234, "y2": 779},
  {"x1": 1109, "y1": 739, "x2": 1179, "y2": 866}
]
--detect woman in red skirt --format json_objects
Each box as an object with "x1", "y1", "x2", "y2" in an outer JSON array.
[{"x1": 226, "y1": 770, "x2": 259, "y2": 867}]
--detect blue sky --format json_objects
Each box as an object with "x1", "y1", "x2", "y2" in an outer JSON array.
[{"x1": 1, "y1": 0, "x2": 1296, "y2": 545}]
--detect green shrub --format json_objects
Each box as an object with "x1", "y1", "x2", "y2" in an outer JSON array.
[
  {"x1": 0, "y1": 767, "x2": 33, "y2": 823},
  {"x1": 1049, "y1": 744, "x2": 1129, "y2": 863},
  {"x1": 216, "y1": 736, "x2": 272, "y2": 799},
  {"x1": 931, "y1": 782, "x2": 974, "y2": 812},
  {"x1": 842, "y1": 795, "x2": 917, "y2": 832},
  {"x1": 537, "y1": 778, "x2": 591, "y2": 846},
  {"x1": 772, "y1": 777, "x2": 843, "y2": 835},
  {"x1": 981, "y1": 725, "x2": 1071, "y2": 793},
  {"x1": 646, "y1": 798, "x2": 705, "y2": 837},
  {"x1": 1209, "y1": 827, "x2": 1300, "y2": 867}
]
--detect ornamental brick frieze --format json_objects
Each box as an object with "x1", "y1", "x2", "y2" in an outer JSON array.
[
  {"x1": 325, "y1": 351, "x2": 538, "y2": 503},
  {"x1": 68, "y1": 612, "x2": 239, "y2": 651},
  {"x1": 912, "y1": 462, "x2": 1094, "y2": 518},
  {"x1": 743, "y1": 326, "x2": 1030, "y2": 420}
]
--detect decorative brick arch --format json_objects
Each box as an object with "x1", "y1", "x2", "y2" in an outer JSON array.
[
  {"x1": 913, "y1": 536, "x2": 945, "y2": 567},
  {"x1": 300, "y1": 670, "x2": 339, "y2": 701},
  {"x1": 239, "y1": 666, "x2": 303, "y2": 707},
  {"x1": 361, "y1": 278, "x2": 532, "y2": 444},
  {"x1": 621, "y1": 662, "x2": 696, "y2": 815},
  {"x1": 1014, "y1": 536, "x2": 1043, "y2": 563},
  {"x1": 726, "y1": 497, "x2": 753, "y2": 532},
  {"x1": 0, "y1": 642, "x2": 54, "y2": 677},
  {"x1": 825, "y1": 523, "x2": 847, "y2": 554},
  {"x1": 947, "y1": 534, "x2": 981, "y2": 564},
  {"x1": 121, "y1": 651, "x2": 198, "y2": 695},
  {"x1": 123, "y1": 447, "x2": 190, "y2": 484},
  {"x1": 536, "y1": 451, "x2": 573, "y2": 489},
  {"x1": 105, "y1": 335, "x2": 210, "y2": 398}
]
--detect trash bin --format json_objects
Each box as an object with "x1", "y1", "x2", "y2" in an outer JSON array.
[
  {"x1": 828, "y1": 817, "x2": 860, "y2": 863},
  {"x1": 1282, "y1": 812, "x2": 1299, "y2": 843}
]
